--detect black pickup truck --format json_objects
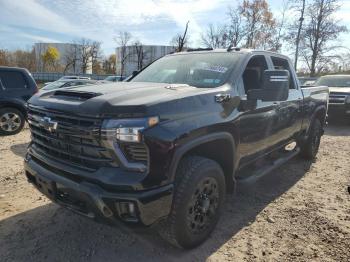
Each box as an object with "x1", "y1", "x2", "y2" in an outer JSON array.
[{"x1": 24, "y1": 49, "x2": 329, "y2": 248}]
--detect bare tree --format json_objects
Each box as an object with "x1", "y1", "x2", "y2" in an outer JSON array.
[
  {"x1": 76, "y1": 39, "x2": 102, "y2": 74},
  {"x1": 293, "y1": 0, "x2": 306, "y2": 69},
  {"x1": 132, "y1": 41, "x2": 147, "y2": 70},
  {"x1": 240, "y1": 0, "x2": 276, "y2": 49},
  {"x1": 63, "y1": 44, "x2": 80, "y2": 74},
  {"x1": 227, "y1": 6, "x2": 245, "y2": 47},
  {"x1": 171, "y1": 21, "x2": 190, "y2": 52},
  {"x1": 201, "y1": 24, "x2": 229, "y2": 49},
  {"x1": 102, "y1": 54, "x2": 117, "y2": 74},
  {"x1": 270, "y1": 0, "x2": 289, "y2": 52},
  {"x1": 115, "y1": 31, "x2": 132, "y2": 77},
  {"x1": 300, "y1": 0, "x2": 347, "y2": 76},
  {"x1": 0, "y1": 48, "x2": 36, "y2": 71},
  {"x1": 0, "y1": 49, "x2": 10, "y2": 66}
]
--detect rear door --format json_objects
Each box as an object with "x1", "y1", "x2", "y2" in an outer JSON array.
[
  {"x1": 0, "y1": 70, "x2": 32, "y2": 101},
  {"x1": 268, "y1": 56, "x2": 304, "y2": 145}
]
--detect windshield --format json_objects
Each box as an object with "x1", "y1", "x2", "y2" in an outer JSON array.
[
  {"x1": 315, "y1": 76, "x2": 350, "y2": 87},
  {"x1": 42, "y1": 81, "x2": 66, "y2": 90},
  {"x1": 104, "y1": 76, "x2": 120, "y2": 81},
  {"x1": 131, "y1": 53, "x2": 241, "y2": 88}
]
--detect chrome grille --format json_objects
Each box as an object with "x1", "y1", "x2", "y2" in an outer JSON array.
[
  {"x1": 329, "y1": 93, "x2": 347, "y2": 104},
  {"x1": 27, "y1": 106, "x2": 115, "y2": 170}
]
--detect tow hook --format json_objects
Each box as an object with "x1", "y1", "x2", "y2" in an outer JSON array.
[
  {"x1": 93, "y1": 196, "x2": 113, "y2": 218},
  {"x1": 83, "y1": 183, "x2": 113, "y2": 218}
]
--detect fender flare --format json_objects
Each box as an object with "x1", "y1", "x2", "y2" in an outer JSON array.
[
  {"x1": 0, "y1": 99, "x2": 28, "y2": 117},
  {"x1": 306, "y1": 105, "x2": 327, "y2": 135},
  {"x1": 168, "y1": 132, "x2": 237, "y2": 184}
]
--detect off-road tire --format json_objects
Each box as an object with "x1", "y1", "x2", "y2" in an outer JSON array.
[
  {"x1": 0, "y1": 108, "x2": 25, "y2": 136},
  {"x1": 158, "y1": 156, "x2": 225, "y2": 249},
  {"x1": 299, "y1": 119, "x2": 322, "y2": 160}
]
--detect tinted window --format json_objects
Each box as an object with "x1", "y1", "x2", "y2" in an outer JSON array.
[
  {"x1": 131, "y1": 53, "x2": 242, "y2": 88},
  {"x1": 242, "y1": 55, "x2": 268, "y2": 93},
  {"x1": 0, "y1": 71, "x2": 27, "y2": 89},
  {"x1": 271, "y1": 57, "x2": 296, "y2": 89}
]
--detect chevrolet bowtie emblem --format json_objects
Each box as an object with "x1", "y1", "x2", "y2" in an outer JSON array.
[{"x1": 38, "y1": 117, "x2": 58, "y2": 132}]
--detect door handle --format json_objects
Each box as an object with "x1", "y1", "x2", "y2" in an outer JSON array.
[{"x1": 215, "y1": 93, "x2": 231, "y2": 103}]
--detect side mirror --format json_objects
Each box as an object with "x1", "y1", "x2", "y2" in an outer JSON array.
[{"x1": 247, "y1": 70, "x2": 289, "y2": 102}]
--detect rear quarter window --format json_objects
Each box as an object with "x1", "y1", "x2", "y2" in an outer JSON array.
[{"x1": 0, "y1": 71, "x2": 27, "y2": 89}]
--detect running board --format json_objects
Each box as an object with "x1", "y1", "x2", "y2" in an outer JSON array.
[{"x1": 237, "y1": 147, "x2": 300, "y2": 183}]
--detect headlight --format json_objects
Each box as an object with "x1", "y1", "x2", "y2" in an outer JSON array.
[{"x1": 102, "y1": 116, "x2": 159, "y2": 143}]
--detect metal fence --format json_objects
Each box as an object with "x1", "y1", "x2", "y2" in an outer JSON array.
[{"x1": 31, "y1": 72, "x2": 115, "y2": 82}]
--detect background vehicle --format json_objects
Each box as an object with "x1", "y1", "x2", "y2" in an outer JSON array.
[
  {"x1": 303, "y1": 80, "x2": 317, "y2": 86},
  {"x1": 0, "y1": 66, "x2": 38, "y2": 135},
  {"x1": 41, "y1": 79, "x2": 97, "y2": 91},
  {"x1": 298, "y1": 76, "x2": 318, "y2": 86},
  {"x1": 103, "y1": 75, "x2": 123, "y2": 82},
  {"x1": 315, "y1": 75, "x2": 350, "y2": 118},
  {"x1": 58, "y1": 75, "x2": 91, "y2": 80},
  {"x1": 24, "y1": 49, "x2": 328, "y2": 249}
]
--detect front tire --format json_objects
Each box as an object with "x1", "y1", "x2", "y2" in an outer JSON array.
[
  {"x1": 299, "y1": 119, "x2": 322, "y2": 160},
  {"x1": 158, "y1": 156, "x2": 225, "y2": 249},
  {"x1": 0, "y1": 108, "x2": 25, "y2": 136}
]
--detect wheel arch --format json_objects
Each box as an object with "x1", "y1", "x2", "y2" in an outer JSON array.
[
  {"x1": 169, "y1": 132, "x2": 237, "y2": 192},
  {"x1": 0, "y1": 100, "x2": 27, "y2": 118},
  {"x1": 306, "y1": 105, "x2": 327, "y2": 136}
]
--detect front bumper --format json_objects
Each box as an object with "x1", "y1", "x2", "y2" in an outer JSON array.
[{"x1": 24, "y1": 155, "x2": 173, "y2": 226}]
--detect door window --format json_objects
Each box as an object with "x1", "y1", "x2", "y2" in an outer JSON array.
[
  {"x1": 271, "y1": 57, "x2": 296, "y2": 89},
  {"x1": 0, "y1": 71, "x2": 27, "y2": 89},
  {"x1": 242, "y1": 56, "x2": 268, "y2": 93}
]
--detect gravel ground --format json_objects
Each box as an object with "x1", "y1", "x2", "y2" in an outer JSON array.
[{"x1": 0, "y1": 120, "x2": 349, "y2": 262}]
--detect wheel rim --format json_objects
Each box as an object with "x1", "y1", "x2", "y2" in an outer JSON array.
[
  {"x1": 187, "y1": 177, "x2": 219, "y2": 234},
  {"x1": 0, "y1": 112, "x2": 21, "y2": 132}
]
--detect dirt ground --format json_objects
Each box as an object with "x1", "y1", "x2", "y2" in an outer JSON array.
[{"x1": 0, "y1": 120, "x2": 349, "y2": 262}]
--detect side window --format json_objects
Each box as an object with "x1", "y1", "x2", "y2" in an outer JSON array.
[
  {"x1": 242, "y1": 55, "x2": 268, "y2": 94},
  {"x1": 271, "y1": 57, "x2": 296, "y2": 89},
  {"x1": 0, "y1": 71, "x2": 27, "y2": 89}
]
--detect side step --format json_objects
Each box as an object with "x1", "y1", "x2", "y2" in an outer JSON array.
[{"x1": 236, "y1": 147, "x2": 300, "y2": 183}]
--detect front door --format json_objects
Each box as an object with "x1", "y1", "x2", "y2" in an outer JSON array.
[
  {"x1": 269, "y1": 56, "x2": 303, "y2": 145},
  {"x1": 237, "y1": 55, "x2": 280, "y2": 165}
]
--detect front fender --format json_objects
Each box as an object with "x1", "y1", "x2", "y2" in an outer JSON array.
[{"x1": 168, "y1": 132, "x2": 236, "y2": 182}]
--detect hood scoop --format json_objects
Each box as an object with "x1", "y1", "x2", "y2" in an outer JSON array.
[{"x1": 53, "y1": 90, "x2": 102, "y2": 101}]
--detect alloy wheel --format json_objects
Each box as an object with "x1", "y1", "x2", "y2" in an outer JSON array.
[
  {"x1": 0, "y1": 112, "x2": 22, "y2": 132},
  {"x1": 187, "y1": 177, "x2": 219, "y2": 234}
]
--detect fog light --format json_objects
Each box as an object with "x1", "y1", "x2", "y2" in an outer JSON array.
[{"x1": 116, "y1": 202, "x2": 137, "y2": 221}]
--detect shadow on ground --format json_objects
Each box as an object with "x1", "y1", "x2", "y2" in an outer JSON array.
[
  {"x1": 0, "y1": 157, "x2": 312, "y2": 262},
  {"x1": 10, "y1": 142, "x2": 29, "y2": 158},
  {"x1": 325, "y1": 117, "x2": 349, "y2": 136}
]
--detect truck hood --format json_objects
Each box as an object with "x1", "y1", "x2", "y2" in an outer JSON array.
[
  {"x1": 329, "y1": 87, "x2": 350, "y2": 94},
  {"x1": 29, "y1": 82, "x2": 228, "y2": 119}
]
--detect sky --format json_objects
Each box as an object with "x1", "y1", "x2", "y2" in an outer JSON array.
[{"x1": 0, "y1": 0, "x2": 349, "y2": 57}]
